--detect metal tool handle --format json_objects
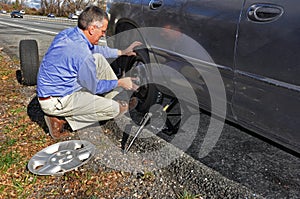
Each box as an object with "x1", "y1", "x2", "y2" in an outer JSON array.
[{"x1": 125, "y1": 112, "x2": 152, "y2": 153}]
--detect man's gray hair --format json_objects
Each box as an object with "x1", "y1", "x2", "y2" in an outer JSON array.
[{"x1": 78, "y1": 6, "x2": 108, "y2": 30}]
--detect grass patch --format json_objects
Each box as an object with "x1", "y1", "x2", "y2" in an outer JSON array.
[
  {"x1": 0, "y1": 138, "x2": 17, "y2": 153},
  {"x1": 10, "y1": 107, "x2": 26, "y2": 115},
  {"x1": 177, "y1": 189, "x2": 202, "y2": 199},
  {"x1": 0, "y1": 138, "x2": 19, "y2": 172},
  {"x1": 0, "y1": 150, "x2": 21, "y2": 171}
]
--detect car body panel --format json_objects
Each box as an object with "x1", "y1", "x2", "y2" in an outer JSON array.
[
  {"x1": 107, "y1": 0, "x2": 300, "y2": 153},
  {"x1": 232, "y1": 0, "x2": 300, "y2": 151}
]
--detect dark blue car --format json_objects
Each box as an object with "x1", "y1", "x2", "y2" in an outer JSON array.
[
  {"x1": 106, "y1": 0, "x2": 300, "y2": 154},
  {"x1": 10, "y1": 10, "x2": 23, "y2": 18}
]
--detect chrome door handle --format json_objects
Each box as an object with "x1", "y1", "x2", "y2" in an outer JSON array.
[
  {"x1": 247, "y1": 4, "x2": 284, "y2": 22},
  {"x1": 149, "y1": 0, "x2": 163, "y2": 10}
]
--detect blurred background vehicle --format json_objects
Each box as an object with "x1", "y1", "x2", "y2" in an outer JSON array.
[
  {"x1": 47, "y1": 13, "x2": 55, "y2": 18},
  {"x1": 68, "y1": 13, "x2": 78, "y2": 20},
  {"x1": 10, "y1": 10, "x2": 23, "y2": 18}
]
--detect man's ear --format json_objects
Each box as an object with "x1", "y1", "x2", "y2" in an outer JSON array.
[{"x1": 87, "y1": 26, "x2": 95, "y2": 35}]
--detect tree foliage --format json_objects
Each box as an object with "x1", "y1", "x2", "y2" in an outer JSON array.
[
  {"x1": 40, "y1": 0, "x2": 106, "y2": 17},
  {"x1": 0, "y1": 0, "x2": 107, "y2": 16}
]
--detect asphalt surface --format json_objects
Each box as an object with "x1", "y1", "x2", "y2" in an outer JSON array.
[
  {"x1": 188, "y1": 114, "x2": 300, "y2": 198},
  {"x1": 155, "y1": 100, "x2": 300, "y2": 198}
]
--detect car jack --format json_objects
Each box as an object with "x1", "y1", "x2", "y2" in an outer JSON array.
[{"x1": 124, "y1": 96, "x2": 188, "y2": 153}]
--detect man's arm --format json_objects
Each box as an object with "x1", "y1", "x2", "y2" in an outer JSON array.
[
  {"x1": 93, "y1": 45, "x2": 119, "y2": 58},
  {"x1": 77, "y1": 56, "x2": 118, "y2": 94},
  {"x1": 93, "y1": 41, "x2": 143, "y2": 58},
  {"x1": 117, "y1": 41, "x2": 143, "y2": 56}
]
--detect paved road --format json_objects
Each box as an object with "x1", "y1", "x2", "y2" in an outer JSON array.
[
  {"x1": 151, "y1": 98, "x2": 300, "y2": 198},
  {"x1": 0, "y1": 16, "x2": 299, "y2": 198},
  {"x1": 0, "y1": 14, "x2": 72, "y2": 60}
]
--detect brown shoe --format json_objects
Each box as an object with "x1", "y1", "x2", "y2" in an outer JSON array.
[{"x1": 44, "y1": 115, "x2": 70, "y2": 139}]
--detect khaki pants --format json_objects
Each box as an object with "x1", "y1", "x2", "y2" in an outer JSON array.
[{"x1": 39, "y1": 54, "x2": 120, "y2": 130}]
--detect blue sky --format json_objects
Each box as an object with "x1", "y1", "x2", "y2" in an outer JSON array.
[
  {"x1": 24, "y1": 0, "x2": 41, "y2": 9},
  {"x1": 8, "y1": 0, "x2": 41, "y2": 9}
]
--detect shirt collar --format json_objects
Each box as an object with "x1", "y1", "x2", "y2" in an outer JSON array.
[{"x1": 75, "y1": 27, "x2": 94, "y2": 50}]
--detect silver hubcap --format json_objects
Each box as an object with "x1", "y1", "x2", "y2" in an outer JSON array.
[{"x1": 28, "y1": 140, "x2": 95, "y2": 175}]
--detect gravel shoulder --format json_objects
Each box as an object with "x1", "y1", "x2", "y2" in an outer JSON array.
[{"x1": 76, "y1": 118, "x2": 262, "y2": 198}]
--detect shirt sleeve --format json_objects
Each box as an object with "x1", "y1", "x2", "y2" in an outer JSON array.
[
  {"x1": 92, "y1": 45, "x2": 119, "y2": 58},
  {"x1": 77, "y1": 55, "x2": 118, "y2": 94}
]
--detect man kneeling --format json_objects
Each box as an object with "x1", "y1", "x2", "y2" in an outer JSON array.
[{"x1": 37, "y1": 6, "x2": 140, "y2": 139}]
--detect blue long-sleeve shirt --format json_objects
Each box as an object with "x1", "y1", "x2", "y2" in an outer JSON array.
[{"x1": 37, "y1": 27, "x2": 119, "y2": 98}]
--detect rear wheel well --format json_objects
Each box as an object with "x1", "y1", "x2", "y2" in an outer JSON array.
[{"x1": 110, "y1": 22, "x2": 160, "y2": 113}]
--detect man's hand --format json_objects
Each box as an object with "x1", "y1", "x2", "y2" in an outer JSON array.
[
  {"x1": 118, "y1": 77, "x2": 139, "y2": 91},
  {"x1": 118, "y1": 41, "x2": 143, "y2": 56}
]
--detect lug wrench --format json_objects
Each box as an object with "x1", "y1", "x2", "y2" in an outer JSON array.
[{"x1": 124, "y1": 112, "x2": 153, "y2": 153}]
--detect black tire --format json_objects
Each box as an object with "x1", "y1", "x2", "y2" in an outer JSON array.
[
  {"x1": 19, "y1": 39, "x2": 39, "y2": 86},
  {"x1": 111, "y1": 22, "x2": 161, "y2": 113},
  {"x1": 127, "y1": 50, "x2": 160, "y2": 113}
]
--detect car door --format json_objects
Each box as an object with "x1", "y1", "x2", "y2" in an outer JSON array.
[
  {"x1": 141, "y1": 0, "x2": 243, "y2": 113},
  {"x1": 232, "y1": 0, "x2": 300, "y2": 152},
  {"x1": 178, "y1": 0, "x2": 243, "y2": 111},
  {"x1": 141, "y1": 0, "x2": 185, "y2": 28}
]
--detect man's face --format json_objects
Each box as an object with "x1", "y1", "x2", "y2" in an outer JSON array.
[{"x1": 89, "y1": 19, "x2": 108, "y2": 45}]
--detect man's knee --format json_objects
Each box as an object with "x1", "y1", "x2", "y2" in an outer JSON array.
[
  {"x1": 111, "y1": 100, "x2": 120, "y2": 118},
  {"x1": 93, "y1": 53, "x2": 105, "y2": 62}
]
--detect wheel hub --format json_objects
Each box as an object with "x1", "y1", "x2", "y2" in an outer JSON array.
[{"x1": 49, "y1": 150, "x2": 76, "y2": 165}]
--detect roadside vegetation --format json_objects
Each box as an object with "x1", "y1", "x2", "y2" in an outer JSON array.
[
  {"x1": 0, "y1": 50, "x2": 130, "y2": 198},
  {"x1": 0, "y1": 0, "x2": 106, "y2": 18}
]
